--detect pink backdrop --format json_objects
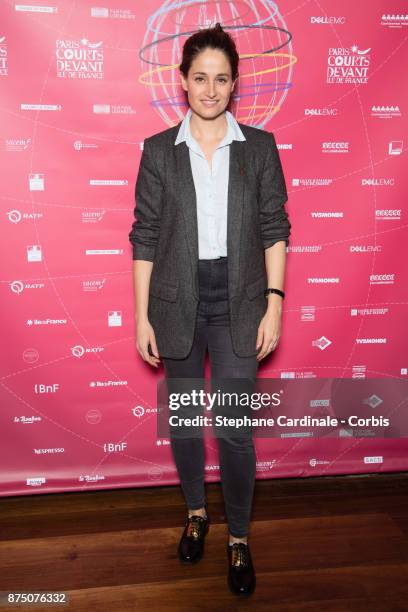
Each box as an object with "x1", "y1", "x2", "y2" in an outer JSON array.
[{"x1": 1, "y1": 1, "x2": 407, "y2": 497}]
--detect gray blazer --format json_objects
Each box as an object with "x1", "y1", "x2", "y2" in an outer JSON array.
[{"x1": 129, "y1": 120, "x2": 291, "y2": 359}]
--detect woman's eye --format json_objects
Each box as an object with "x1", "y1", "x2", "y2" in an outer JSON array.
[{"x1": 194, "y1": 77, "x2": 228, "y2": 83}]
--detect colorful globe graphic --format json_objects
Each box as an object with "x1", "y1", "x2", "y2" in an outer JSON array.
[{"x1": 138, "y1": 0, "x2": 296, "y2": 127}]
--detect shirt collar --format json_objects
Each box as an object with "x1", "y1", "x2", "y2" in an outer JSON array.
[{"x1": 174, "y1": 107, "x2": 246, "y2": 149}]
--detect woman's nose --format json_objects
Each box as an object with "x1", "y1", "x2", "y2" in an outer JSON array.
[{"x1": 206, "y1": 83, "x2": 216, "y2": 96}]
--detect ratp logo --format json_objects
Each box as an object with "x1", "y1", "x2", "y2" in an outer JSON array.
[{"x1": 71, "y1": 345, "x2": 105, "y2": 358}]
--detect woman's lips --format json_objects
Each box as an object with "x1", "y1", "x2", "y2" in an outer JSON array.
[{"x1": 201, "y1": 100, "x2": 218, "y2": 107}]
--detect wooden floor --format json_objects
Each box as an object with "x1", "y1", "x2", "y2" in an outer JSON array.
[{"x1": 1, "y1": 472, "x2": 408, "y2": 611}]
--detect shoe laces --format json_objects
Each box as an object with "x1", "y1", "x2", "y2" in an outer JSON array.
[
  {"x1": 231, "y1": 543, "x2": 249, "y2": 568},
  {"x1": 186, "y1": 515, "x2": 206, "y2": 540}
]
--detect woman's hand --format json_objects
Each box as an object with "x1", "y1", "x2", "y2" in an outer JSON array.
[
  {"x1": 256, "y1": 300, "x2": 283, "y2": 361},
  {"x1": 136, "y1": 317, "x2": 161, "y2": 368}
]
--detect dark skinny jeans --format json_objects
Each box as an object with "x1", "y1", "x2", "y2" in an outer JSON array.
[{"x1": 162, "y1": 256, "x2": 259, "y2": 538}]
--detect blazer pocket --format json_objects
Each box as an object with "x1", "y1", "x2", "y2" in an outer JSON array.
[
  {"x1": 245, "y1": 276, "x2": 266, "y2": 300},
  {"x1": 149, "y1": 279, "x2": 178, "y2": 302}
]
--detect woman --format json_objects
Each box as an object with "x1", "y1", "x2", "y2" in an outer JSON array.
[{"x1": 129, "y1": 23, "x2": 291, "y2": 597}]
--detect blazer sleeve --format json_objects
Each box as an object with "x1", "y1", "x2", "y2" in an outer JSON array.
[
  {"x1": 128, "y1": 139, "x2": 164, "y2": 262},
  {"x1": 258, "y1": 131, "x2": 291, "y2": 249}
]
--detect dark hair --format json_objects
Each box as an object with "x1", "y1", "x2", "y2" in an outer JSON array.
[{"x1": 179, "y1": 22, "x2": 239, "y2": 81}]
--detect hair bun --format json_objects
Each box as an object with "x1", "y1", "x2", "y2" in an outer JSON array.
[{"x1": 179, "y1": 21, "x2": 239, "y2": 81}]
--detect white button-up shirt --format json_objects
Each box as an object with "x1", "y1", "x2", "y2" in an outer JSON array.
[{"x1": 174, "y1": 107, "x2": 246, "y2": 260}]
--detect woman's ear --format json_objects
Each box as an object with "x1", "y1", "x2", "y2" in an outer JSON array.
[{"x1": 180, "y1": 72, "x2": 188, "y2": 92}]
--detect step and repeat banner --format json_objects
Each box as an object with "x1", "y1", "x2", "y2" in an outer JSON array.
[{"x1": 1, "y1": 1, "x2": 407, "y2": 497}]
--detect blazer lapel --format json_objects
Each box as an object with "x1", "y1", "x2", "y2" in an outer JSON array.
[{"x1": 175, "y1": 137, "x2": 246, "y2": 299}]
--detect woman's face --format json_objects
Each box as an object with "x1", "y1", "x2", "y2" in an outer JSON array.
[{"x1": 180, "y1": 47, "x2": 236, "y2": 120}]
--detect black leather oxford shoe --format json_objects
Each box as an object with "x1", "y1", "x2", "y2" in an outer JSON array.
[
  {"x1": 178, "y1": 514, "x2": 209, "y2": 564},
  {"x1": 227, "y1": 542, "x2": 256, "y2": 596}
]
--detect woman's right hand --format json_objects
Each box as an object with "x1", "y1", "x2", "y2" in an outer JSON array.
[{"x1": 136, "y1": 318, "x2": 161, "y2": 368}]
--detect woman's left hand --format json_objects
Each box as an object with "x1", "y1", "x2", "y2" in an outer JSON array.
[{"x1": 255, "y1": 303, "x2": 282, "y2": 361}]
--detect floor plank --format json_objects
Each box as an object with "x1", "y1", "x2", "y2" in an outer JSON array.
[{"x1": 1, "y1": 473, "x2": 407, "y2": 610}]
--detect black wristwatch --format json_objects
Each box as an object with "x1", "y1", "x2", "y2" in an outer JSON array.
[{"x1": 264, "y1": 288, "x2": 285, "y2": 299}]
